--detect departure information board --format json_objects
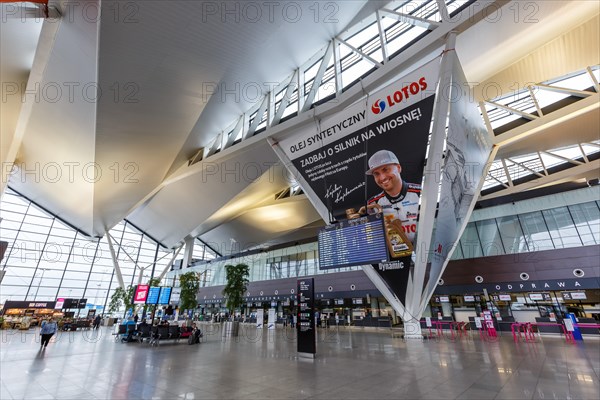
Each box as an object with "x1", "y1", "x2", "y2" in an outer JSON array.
[
  {"x1": 318, "y1": 214, "x2": 388, "y2": 269},
  {"x1": 146, "y1": 287, "x2": 160, "y2": 305},
  {"x1": 158, "y1": 287, "x2": 172, "y2": 305}
]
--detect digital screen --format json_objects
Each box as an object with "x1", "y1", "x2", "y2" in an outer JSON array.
[
  {"x1": 133, "y1": 285, "x2": 149, "y2": 304},
  {"x1": 318, "y1": 214, "x2": 388, "y2": 269},
  {"x1": 439, "y1": 296, "x2": 450, "y2": 303},
  {"x1": 352, "y1": 298, "x2": 363, "y2": 305},
  {"x1": 170, "y1": 288, "x2": 180, "y2": 304},
  {"x1": 146, "y1": 287, "x2": 160, "y2": 304},
  {"x1": 529, "y1": 293, "x2": 543, "y2": 301},
  {"x1": 499, "y1": 294, "x2": 512, "y2": 301},
  {"x1": 55, "y1": 298, "x2": 65, "y2": 309},
  {"x1": 463, "y1": 295, "x2": 475, "y2": 302},
  {"x1": 158, "y1": 287, "x2": 172, "y2": 305},
  {"x1": 63, "y1": 298, "x2": 87, "y2": 309}
]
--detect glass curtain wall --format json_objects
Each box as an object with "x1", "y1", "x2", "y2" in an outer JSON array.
[
  {"x1": 3, "y1": 190, "x2": 598, "y2": 298},
  {"x1": 0, "y1": 189, "x2": 217, "y2": 310},
  {"x1": 183, "y1": 200, "x2": 600, "y2": 287}
]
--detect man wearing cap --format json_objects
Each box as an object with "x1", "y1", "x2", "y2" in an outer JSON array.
[{"x1": 363, "y1": 150, "x2": 421, "y2": 246}]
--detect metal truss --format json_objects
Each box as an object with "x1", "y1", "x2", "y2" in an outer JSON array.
[
  {"x1": 480, "y1": 66, "x2": 600, "y2": 200},
  {"x1": 196, "y1": 0, "x2": 471, "y2": 161}
]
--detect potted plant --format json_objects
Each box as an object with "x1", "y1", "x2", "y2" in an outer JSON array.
[
  {"x1": 221, "y1": 263, "x2": 250, "y2": 336},
  {"x1": 108, "y1": 285, "x2": 135, "y2": 320},
  {"x1": 178, "y1": 271, "x2": 200, "y2": 313}
]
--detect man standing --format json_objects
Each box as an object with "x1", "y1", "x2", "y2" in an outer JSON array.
[{"x1": 363, "y1": 150, "x2": 421, "y2": 254}]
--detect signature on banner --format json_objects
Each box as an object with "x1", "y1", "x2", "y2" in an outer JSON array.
[{"x1": 325, "y1": 182, "x2": 365, "y2": 203}]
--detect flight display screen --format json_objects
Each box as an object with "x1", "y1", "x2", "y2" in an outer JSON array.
[{"x1": 318, "y1": 214, "x2": 388, "y2": 269}]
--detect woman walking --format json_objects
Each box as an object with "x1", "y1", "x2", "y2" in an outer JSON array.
[{"x1": 40, "y1": 318, "x2": 58, "y2": 349}]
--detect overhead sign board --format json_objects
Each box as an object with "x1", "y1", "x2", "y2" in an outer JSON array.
[{"x1": 133, "y1": 285, "x2": 149, "y2": 304}]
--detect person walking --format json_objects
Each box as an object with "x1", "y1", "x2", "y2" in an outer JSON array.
[
  {"x1": 40, "y1": 318, "x2": 58, "y2": 349},
  {"x1": 93, "y1": 314, "x2": 102, "y2": 330}
]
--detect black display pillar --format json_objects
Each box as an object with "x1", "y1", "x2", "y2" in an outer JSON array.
[{"x1": 297, "y1": 278, "x2": 316, "y2": 358}]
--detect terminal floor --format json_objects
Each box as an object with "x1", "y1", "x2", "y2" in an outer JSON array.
[{"x1": 0, "y1": 326, "x2": 599, "y2": 399}]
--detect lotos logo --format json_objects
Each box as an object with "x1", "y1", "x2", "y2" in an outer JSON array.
[
  {"x1": 370, "y1": 77, "x2": 428, "y2": 115},
  {"x1": 371, "y1": 99, "x2": 386, "y2": 114}
]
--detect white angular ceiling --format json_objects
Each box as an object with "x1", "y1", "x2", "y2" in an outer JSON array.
[
  {"x1": 2, "y1": 0, "x2": 371, "y2": 241},
  {"x1": 2, "y1": 0, "x2": 598, "y2": 250}
]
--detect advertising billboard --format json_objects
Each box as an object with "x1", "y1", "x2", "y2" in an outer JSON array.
[
  {"x1": 133, "y1": 285, "x2": 149, "y2": 304},
  {"x1": 280, "y1": 60, "x2": 440, "y2": 303}
]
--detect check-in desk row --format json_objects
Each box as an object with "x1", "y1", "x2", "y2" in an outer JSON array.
[
  {"x1": 533, "y1": 317, "x2": 600, "y2": 335},
  {"x1": 468, "y1": 316, "x2": 516, "y2": 332}
]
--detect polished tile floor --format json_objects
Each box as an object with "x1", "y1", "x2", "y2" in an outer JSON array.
[{"x1": 0, "y1": 324, "x2": 598, "y2": 399}]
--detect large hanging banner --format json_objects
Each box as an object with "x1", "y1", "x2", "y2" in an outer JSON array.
[
  {"x1": 280, "y1": 60, "x2": 440, "y2": 303},
  {"x1": 424, "y1": 58, "x2": 494, "y2": 303}
]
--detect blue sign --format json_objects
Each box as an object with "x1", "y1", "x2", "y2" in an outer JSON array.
[
  {"x1": 158, "y1": 287, "x2": 172, "y2": 305},
  {"x1": 567, "y1": 313, "x2": 583, "y2": 341},
  {"x1": 146, "y1": 287, "x2": 160, "y2": 304}
]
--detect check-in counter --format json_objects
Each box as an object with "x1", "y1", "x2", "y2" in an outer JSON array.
[
  {"x1": 534, "y1": 317, "x2": 564, "y2": 334},
  {"x1": 353, "y1": 316, "x2": 391, "y2": 327},
  {"x1": 420, "y1": 316, "x2": 453, "y2": 329},
  {"x1": 467, "y1": 316, "x2": 515, "y2": 331},
  {"x1": 576, "y1": 318, "x2": 600, "y2": 335}
]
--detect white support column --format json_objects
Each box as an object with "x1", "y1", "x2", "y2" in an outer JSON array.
[
  {"x1": 586, "y1": 66, "x2": 600, "y2": 92},
  {"x1": 268, "y1": 138, "x2": 330, "y2": 220},
  {"x1": 436, "y1": 0, "x2": 450, "y2": 23},
  {"x1": 157, "y1": 245, "x2": 184, "y2": 282},
  {"x1": 270, "y1": 70, "x2": 298, "y2": 126},
  {"x1": 418, "y1": 146, "x2": 499, "y2": 316},
  {"x1": 182, "y1": 236, "x2": 195, "y2": 268},
  {"x1": 375, "y1": 10, "x2": 388, "y2": 63},
  {"x1": 336, "y1": 38, "x2": 383, "y2": 68},
  {"x1": 332, "y1": 39, "x2": 343, "y2": 97},
  {"x1": 137, "y1": 268, "x2": 146, "y2": 285},
  {"x1": 106, "y1": 231, "x2": 125, "y2": 288},
  {"x1": 361, "y1": 265, "x2": 409, "y2": 322},
  {"x1": 301, "y1": 41, "x2": 334, "y2": 112},
  {"x1": 108, "y1": 232, "x2": 138, "y2": 265},
  {"x1": 404, "y1": 33, "x2": 457, "y2": 338},
  {"x1": 245, "y1": 95, "x2": 269, "y2": 139},
  {"x1": 224, "y1": 115, "x2": 244, "y2": 149},
  {"x1": 379, "y1": 8, "x2": 441, "y2": 30}
]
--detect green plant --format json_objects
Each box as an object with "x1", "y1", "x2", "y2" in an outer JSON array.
[
  {"x1": 179, "y1": 272, "x2": 200, "y2": 311},
  {"x1": 222, "y1": 264, "x2": 250, "y2": 314},
  {"x1": 108, "y1": 285, "x2": 135, "y2": 314},
  {"x1": 149, "y1": 277, "x2": 161, "y2": 287}
]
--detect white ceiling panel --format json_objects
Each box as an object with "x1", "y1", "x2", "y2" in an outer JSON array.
[
  {"x1": 8, "y1": 2, "x2": 100, "y2": 235},
  {"x1": 198, "y1": 196, "x2": 323, "y2": 256},
  {"x1": 126, "y1": 140, "x2": 283, "y2": 247}
]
